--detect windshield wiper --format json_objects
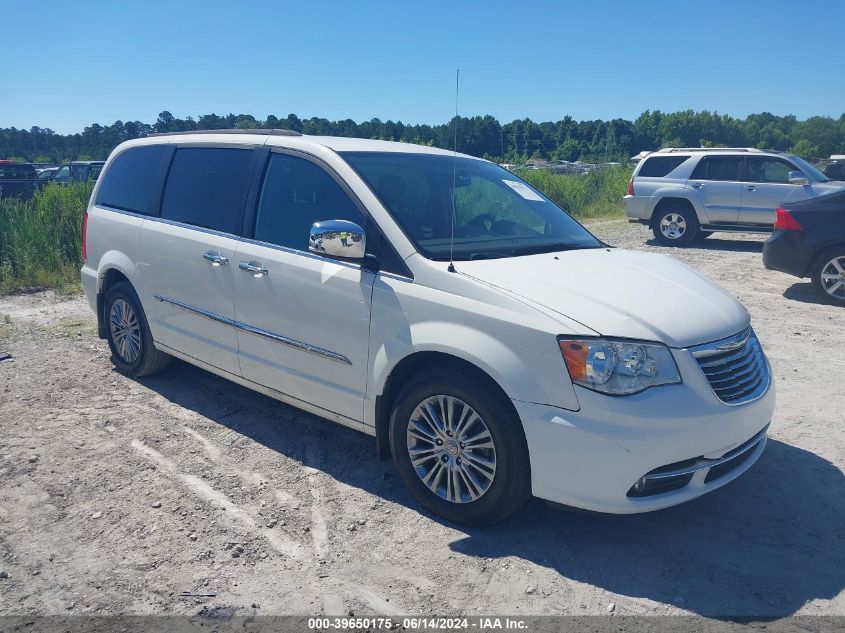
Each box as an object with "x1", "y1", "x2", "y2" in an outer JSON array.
[{"x1": 508, "y1": 243, "x2": 599, "y2": 256}]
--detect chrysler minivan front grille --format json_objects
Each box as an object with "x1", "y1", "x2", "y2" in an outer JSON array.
[{"x1": 690, "y1": 328, "x2": 769, "y2": 405}]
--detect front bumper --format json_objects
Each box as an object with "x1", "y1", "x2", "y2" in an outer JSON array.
[{"x1": 515, "y1": 347, "x2": 775, "y2": 513}]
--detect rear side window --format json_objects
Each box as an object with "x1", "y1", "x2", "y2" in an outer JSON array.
[
  {"x1": 253, "y1": 153, "x2": 365, "y2": 251},
  {"x1": 690, "y1": 156, "x2": 743, "y2": 181},
  {"x1": 161, "y1": 147, "x2": 255, "y2": 234},
  {"x1": 637, "y1": 155, "x2": 690, "y2": 177},
  {"x1": 96, "y1": 146, "x2": 172, "y2": 215}
]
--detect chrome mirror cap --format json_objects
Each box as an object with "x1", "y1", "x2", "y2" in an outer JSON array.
[
  {"x1": 309, "y1": 220, "x2": 366, "y2": 260},
  {"x1": 788, "y1": 171, "x2": 809, "y2": 186}
]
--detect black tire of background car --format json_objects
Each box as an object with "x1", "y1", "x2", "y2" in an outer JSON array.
[
  {"x1": 652, "y1": 204, "x2": 700, "y2": 246},
  {"x1": 811, "y1": 246, "x2": 845, "y2": 307}
]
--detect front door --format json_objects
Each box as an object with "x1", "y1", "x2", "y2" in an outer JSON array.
[
  {"x1": 740, "y1": 156, "x2": 813, "y2": 225},
  {"x1": 234, "y1": 151, "x2": 375, "y2": 423},
  {"x1": 140, "y1": 145, "x2": 258, "y2": 375},
  {"x1": 687, "y1": 155, "x2": 744, "y2": 224}
]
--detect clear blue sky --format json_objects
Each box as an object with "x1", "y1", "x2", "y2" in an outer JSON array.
[{"x1": 2, "y1": 0, "x2": 842, "y2": 134}]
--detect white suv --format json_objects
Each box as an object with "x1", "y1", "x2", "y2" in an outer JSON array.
[
  {"x1": 625, "y1": 147, "x2": 844, "y2": 245},
  {"x1": 81, "y1": 131, "x2": 774, "y2": 524}
]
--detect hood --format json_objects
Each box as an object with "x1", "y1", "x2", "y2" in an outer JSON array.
[{"x1": 457, "y1": 247, "x2": 749, "y2": 348}]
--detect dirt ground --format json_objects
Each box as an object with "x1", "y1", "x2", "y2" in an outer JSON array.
[{"x1": 0, "y1": 219, "x2": 842, "y2": 619}]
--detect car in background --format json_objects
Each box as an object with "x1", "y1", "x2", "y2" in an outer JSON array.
[
  {"x1": 763, "y1": 190, "x2": 845, "y2": 306},
  {"x1": 0, "y1": 160, "x2": 40, "y2": 199},
  {"x1": 625, "y1": 148, "x2": 845, "y2": 246},
  {"x1": 36, "y1": 166, "x2": 59, "y2": 180},
  {"x1": 824, "y1": 155, "x2": 845, "y2": 181},
  {"x1": 52, "y1": 160, "x2": 105, "y2": 184}
]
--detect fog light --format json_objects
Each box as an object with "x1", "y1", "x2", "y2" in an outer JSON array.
[{"x1": 632, "y1": 477, "x2": 647, "y2": 493}]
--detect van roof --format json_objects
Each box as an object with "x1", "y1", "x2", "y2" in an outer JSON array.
[{"x1": 130, "y1": 129, "x2": 478, "y2": 159}]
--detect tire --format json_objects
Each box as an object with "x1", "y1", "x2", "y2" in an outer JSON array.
[
  {"x1": 388, "y1": 367, "x2": 531, "y2": 525},
  {"x1": 652, "y1": 204, "x2": 699, "y2": 246},
  {"x1": 811, "y1": 246, "x2": 845, "y2": 307},
  {"x1": 104, "y1": 281, "x2": 171, "y2": 376}
]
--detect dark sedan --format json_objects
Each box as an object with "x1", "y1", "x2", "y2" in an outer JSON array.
[{"x1": 763, "y1": 190, "x2": 845, "y2": 305}]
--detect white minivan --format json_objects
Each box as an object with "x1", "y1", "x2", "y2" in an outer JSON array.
[{"x1": 81, "y1": 130, "x2": 775, "y2": 524}]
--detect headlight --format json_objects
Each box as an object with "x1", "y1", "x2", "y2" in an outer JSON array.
[{"x1": 558, "y1": 337, "x2": 681, "y2": 395}]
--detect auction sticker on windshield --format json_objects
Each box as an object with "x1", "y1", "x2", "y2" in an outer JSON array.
[{"x1": 502, "y1": 179, "x2": 544, "y2": 201}]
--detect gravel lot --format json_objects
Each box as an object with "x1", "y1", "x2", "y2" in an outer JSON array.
[{"x1": 0, "y1": 219, "x2": 842, "y2": 618}]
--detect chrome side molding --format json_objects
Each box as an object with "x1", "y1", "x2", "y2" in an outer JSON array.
[{"x1": 154, "y1": 295, "x2": 352, "y2": 365}]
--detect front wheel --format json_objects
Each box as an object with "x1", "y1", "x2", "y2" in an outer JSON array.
[
  {"x1": 811, "y1": 247, "x2": 845, "y2": 307},
  {"x1": 652, "y1": 206, "x2": 699, "y2": 246},
  {"x1": 389, "y1": 368, "x2": 531, "y2": 525}
]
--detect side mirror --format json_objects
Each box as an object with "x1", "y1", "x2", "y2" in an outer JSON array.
[
  {"x1": 788, "y1": 171, "x2": 809, "y2": 186},
  {"x1": 309, "y1": 220, "x2": 366, "y2": 260}
]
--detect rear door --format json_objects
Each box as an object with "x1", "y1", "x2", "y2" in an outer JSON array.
[
  {"x1": 233, "y1": 150, "x2": 375, "y2": 423},
  {"x1": 139, "y1": 145, "x2": 260, "y2": 375},
  {"x1": 740, "y1": 156, "x2": 812, "y2": 225},
  {"x1": 687, "y1": 155, "x2": 744, "y2": 223}
]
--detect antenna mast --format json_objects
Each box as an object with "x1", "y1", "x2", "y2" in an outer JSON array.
[{"x1": 448, "y1": 68, "x2": 459, "y2": 273}]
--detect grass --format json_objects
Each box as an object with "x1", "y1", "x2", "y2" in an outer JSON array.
[
  {"x1": 0, "y1": 182, "x2": 91, "y2": 294},
  {"x1": 0, "y1": 166, "x2": 631, "y2": 295},
  {"x1": 519, "y1": 165, "x2": 632, "y2": 219}
]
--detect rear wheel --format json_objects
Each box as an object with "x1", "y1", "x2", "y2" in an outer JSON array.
[
  {"x1": 652, "y1": 205, "x2": 699, "y2": 246},
  {"x1": 811, "y1": 247, "x2": 845, "y2": 307},
  {"x1": 105, "y1": 281, "x2": 170, "y2": 376},
  {"x1": 389, "y1": 368, "x2": 531, "y2": 525}
]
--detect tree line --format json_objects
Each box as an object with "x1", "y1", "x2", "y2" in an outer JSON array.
[{"x1": 2, "y1": 109, "x2": 844, "y2": 164}]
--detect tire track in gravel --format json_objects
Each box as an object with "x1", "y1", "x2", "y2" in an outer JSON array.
[{"x1": 130, "y1": 439, "x2": 306, "y2": 561}]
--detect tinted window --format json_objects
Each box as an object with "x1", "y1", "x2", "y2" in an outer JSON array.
[
  {"x1": 52, "y1": 166, "x2": 70, "y2": 183},
  {"x1": 161, "y1": 147, "x2": 255, "y2": 234},
  {"x1": 254, "y1": 153, "x2": 364, "y2": 251},
  {"x1": 638, "y1": 155, "x2": 690, "y2": 177},
  {"x1": 745, "y1": 157, "x2": 793, "y2": 184},
  {"x1": 690, "y1": 156, "x2": 743, "y2": 181},
  {"x1": 96, "y1": 146, "x2": 172, "y2": 215}
]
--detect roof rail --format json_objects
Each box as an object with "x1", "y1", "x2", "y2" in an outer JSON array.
[
  {"x1": 149, "y1": 128, "x2": 302, "y2": 137},
  {"x1": 657, "y1": 147, "x2": 783, "y2": 154}
]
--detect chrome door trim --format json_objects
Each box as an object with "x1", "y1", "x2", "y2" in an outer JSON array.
[
  {"x1": 235, "y1": 321, "x2": 352, "y2": 365},
  {"x1": 154, "y1": 294, "x2": 236, "y2": 326},
  {"x1": 240, "y1": 237, "x2": 366, "y2": 272},
  {"x1": 154, "y1": 295, "x2": 352, "y2": 366}
]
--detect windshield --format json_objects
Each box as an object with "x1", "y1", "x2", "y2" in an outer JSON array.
[
  {"x1": 340, "y1": 152, "x2": 601, "y2": 260},
  {"x1": 790, "y1": 156, "x2": 829, "y2": 182}
]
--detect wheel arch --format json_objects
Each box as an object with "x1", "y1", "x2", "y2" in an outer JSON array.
[
  {"x1": 807, "y1": 241, "x2": 845, "y2": 277},
  {"x1": 374, "y1": 351, "x2": 521, "y2": 461},
  {"x1": 649, "y1": 196, "x2": 700, "y2": 228},
  {"x1": 95, "y1": 253, "x2": 141, "y2": 339}
]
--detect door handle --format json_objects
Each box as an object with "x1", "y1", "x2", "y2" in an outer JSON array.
[
  {"x1": 203, "y1": 251, "x2": 229, "y2": 267},
  {"x1": 239, "y1": 261, "x2": 269, "y2": 278},
  {"x1": 746, "y1": 185, "x2": 757, "y2": 191},
  {"x1": 691, "y1": 182, "x2": 704, "y2": 189}
]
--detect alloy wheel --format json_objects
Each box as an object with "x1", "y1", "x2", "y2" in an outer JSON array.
[
  {"x1": 109, "y1": 298, "x2": 142, "y2": 364},
  {"x1": 820, "y1": 255, "x2": 845, "y2": 300},
  {"x1": 406, "y1": 395, "x2": 497, "y2": 504},
  {"x1": 659, "y1": 213, "x2": 687, "y2": 240}
]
